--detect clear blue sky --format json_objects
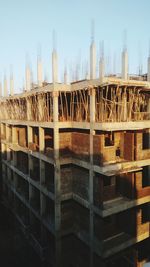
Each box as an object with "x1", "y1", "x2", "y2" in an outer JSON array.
[{"x1": 0, "y1": 0, "x2": 150, "y2": 93}]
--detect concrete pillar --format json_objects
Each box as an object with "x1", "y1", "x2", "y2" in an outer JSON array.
[
  {"x1": 12, "y1": 127, "x2": 17, "y2": 144},
  {"x1": 122, "y1": 92, "x2": 127, "y2": 121},
  {"x1": 147, "y1": 98, "x2": 150, "y2": 119},
  {"x1": 53, "y1": 91, "x2": 59, "y2": 122},
  {"x1": 52, "y1": 49, "x2": 58, "y2": 83},
  {"x1": 89, "y1": 87, "x2": 95, "y2": 267},
  {"x1": 40, "y1": 160, "x2": 45, "y2": 185},
  {"x1": 27, "y1": 126, "x2": 33, "y2": 145},
  {"x1": 90, "y1": 41, "x2": 96, "y2": 79},
  {"x1": 4, "y1": 75, "x2": 8, "y2": 97},
  {"x1": 39, "y1": 127, "x2": 45, "y2": 153},
  {"x1": 13, "y1": 151, "x2": 17, "y2": 167},
  {"x1": 53, "y1": 82, "x2": 61, "y2": 266},
  {"x1": 39, "y1": 127, "x2": 45, "y2": 187},
  {"x1": 6, "y1": 147, "x2": 11, "y2": 161},
  {"x1": 147, "y1": 57, "x2": 150, "y2": 82},
  {"x1": 26, "y1": 65, "x2": 31, "y2": 91},
  {"x1": 99, "y1": 57, "x2": 105, "y2": 82},
  {"x1": 5, "y1": 124, "x2": 9, "y2": 142},
  {"x1": 122, "y1": 49, "x2": 128, "y2": 80},
  {"x1": 37, "y1": 56, "x2": 43, "y2": 87},
  {"x1": 90, "y1": 87, "x2": 96, "y2": 122},
  {"x1": 27, "y1": 126, "x2": 33, "y2": 181}
]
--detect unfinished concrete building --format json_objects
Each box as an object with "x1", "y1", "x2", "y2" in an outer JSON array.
[{"x1": 0, "y1": 35, "x2": 150, "y2": 267}]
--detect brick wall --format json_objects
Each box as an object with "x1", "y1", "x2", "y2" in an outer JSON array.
[
  {"x1": 72, "y1": 165, "x2": 89, "y2": 200},
  {"x1": 124, "y1": 132, "x2": 134, "y2": 161},
  {"x1": 18, "y1": 127, "x2": 27, "y2": 147},
  {"x1": 72, "y1": 132, "x2": 90, "y2": 161},
  {"x1": 135, "y1": 132, "x2": 150, "y2": 160},
  {"x1": 61, "y1": 166, "x2": 72, "y2": 195},
  {"x1": 59, "y1": 132, "x2": 72, "y2": 156}
]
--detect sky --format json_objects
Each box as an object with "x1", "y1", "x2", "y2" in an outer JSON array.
[{"x1": 0, "y1": 0, "x2": 150, "y2": 93}]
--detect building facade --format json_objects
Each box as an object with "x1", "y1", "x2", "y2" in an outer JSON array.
[{"x1": 0, "y1": 40, "x2": 150, "y2": 266}]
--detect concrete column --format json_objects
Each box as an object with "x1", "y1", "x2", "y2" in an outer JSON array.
[
  {"x1": 89, "y1": 87, "x2": 95, "y2": 267},
  {"x1": 12, "y1": 127, "x2": 17, "y2": 144},
  {"x1": 52, "y1": 50, "x2": 58, "y2": 83},
  {"x1": 12, "y1": 126, "x2": 17, "y2": 167},
  {"x1": 6, "y1": 147, "x2": 11, "y2": 161},
  {"x1": 27, "y1": 126, "x2": 33, "y2": 146},
  {"x1": 0, "y1": 124, "x2": 5, "y2": 139},
  {"x1": 13, "y1": 151, "x2": 17, "y2": 167},
  {"x1": 40, "y1": 160, "x2": 45, "y2": 185},
  {"x1": 148, "y1": 98, "x2": 150, "y2": 120},
  {"x1": 147, "y1": 57, "x2": 150, "y2": 82},
  {"x1": 53, "y1": 83, "x2": 61, "y2": 266},
  {"x1": 26, "y1": 65, "x2": 31, "y2": 91},
  {"x1": 4, "y1": 75, "x2": 8, "y2": 97},
  {"x1": 53, "y1": 91, "x2": 59, "y2": 122},
  {"x1": 90, "y1": 41, "x2": 96, "y2": 80},
  {"x1": 5, "y1": 125, "x2": 9, "y2": 142},
  {"x1": 37, "y1": 56, "x2": 43, "y2": 87},
  {"x1": 90, "y1": 87, "x2": 96, "y2": 122},
  {"x1": 122, "y1": 92, "x2": 127, "y2": 121},
  {"x1": 39, "y1": 127, "x2": 45, "y2": 153},
  {"x1": 122, "y1": 49, "x2": 128, "y2": 80},
  {"x1": 99, "y1": 57, "x2": 105, "y2": 82},
  {"x1": 27, "y1": 126, "x2": 33, "y2": 181}
]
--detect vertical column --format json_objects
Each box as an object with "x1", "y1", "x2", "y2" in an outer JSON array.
[
  {"x1": 27, "y1": 126, "x2": 33, "y2": 148},
  {"x1": 90, "y1": 41, "x2": 96, "y2": 80},
  {"x1": 147, "y1": 98, "x2": 150, "y2": 120},
  {"x1": 39, "y1": 127, "x2": 45, "y2": 185},
  {"x1": 39, "y1": 127, "x2": 45, "y2": 153},
  {"x1": 12, "y1": 126, "x2": 17, "y2": 144},
  {"x1": 52, "y1": 50, "x2": 58, "y2": 83},
  {"x1": 53, "y1": 89, "x2": 61, "y2": 267},
  {"x1": 4, "y1": 75, "x2": 8, "y2": 97},
  {"x1": 27, "y1": 126, "x2": 34, "y2": 225},
  {"x1": 147, "y1": 55, "x2": 150, "y2": 82},
  {"x1": 6, "y1": 125, "x2": 11, "y2": 162},
  {"x1": 39, "y1": 126, "x2": 46, "y2": 222},
  {"x1": 122, "y1": 49, "x2": 128, "y2": 80},
  {"x1": 26, "y1": 64, "x2": 31, "y2": 92},
  {"x1": 37, "y1": 55, "x2": 43, "y2": 87},
  {"x1": 89, "y1": 86, "x2": 95, "y2": 267}
]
